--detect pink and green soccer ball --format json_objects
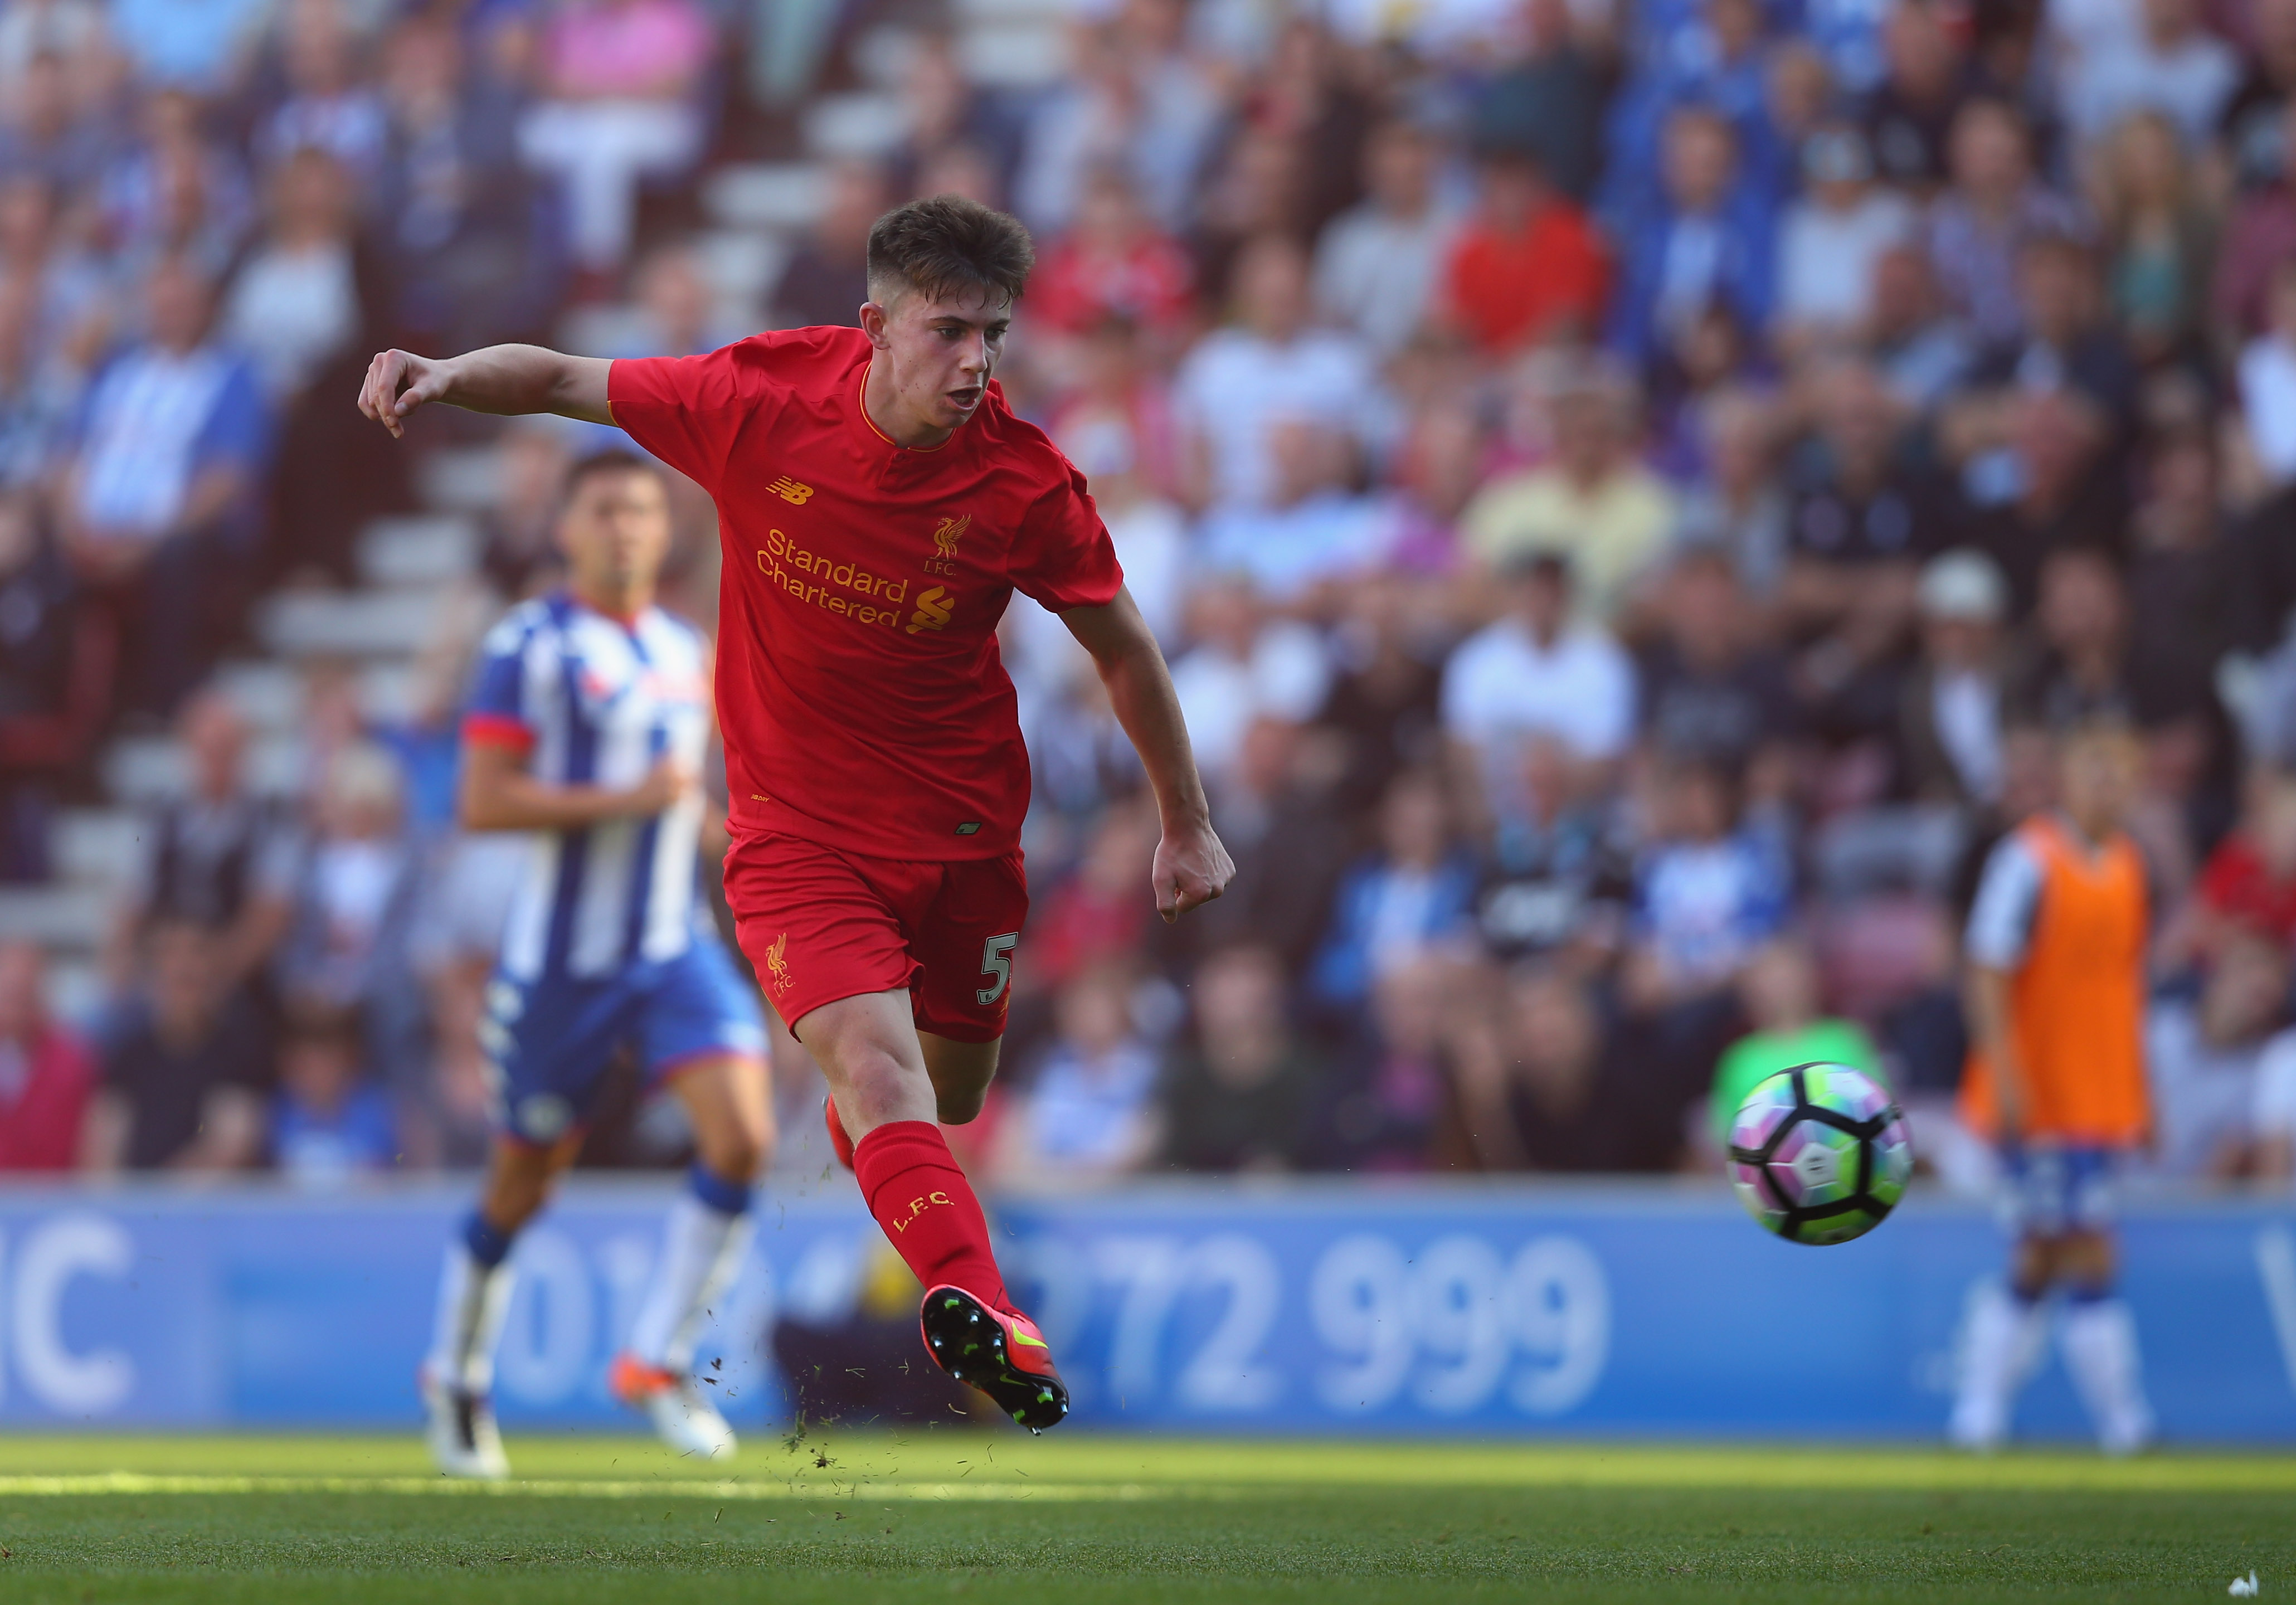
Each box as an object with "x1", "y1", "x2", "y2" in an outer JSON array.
[{"x1": 1726, "y1": 1063, "x2": 1913, "y2": 1245}]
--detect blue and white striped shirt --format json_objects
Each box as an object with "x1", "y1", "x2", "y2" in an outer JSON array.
[{"x1": 464, "y1": 593, "x2": 713, "y2": 983}]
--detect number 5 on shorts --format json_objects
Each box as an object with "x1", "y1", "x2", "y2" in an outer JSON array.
[{"x1": 976, "y1": 932, "x2": 1020, "y2": 1006}]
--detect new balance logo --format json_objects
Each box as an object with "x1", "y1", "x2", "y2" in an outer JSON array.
[
  {"x1": 907, "y1": 585, "x2": 954, "y2": 635},
  {"x1": 768, "y1": 476, "x2": 814, "y2": 505}
]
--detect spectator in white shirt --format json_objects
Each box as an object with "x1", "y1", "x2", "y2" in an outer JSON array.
[
  {"x1": 1900, "y1": 548, "x2": 2013, "y2": 806},
  {"x1": 1775, "y1": 125, "x2": 1918, "y2": 353},
  {"x1": 2061, "y1": 0, "x2": 2238, "y2": 150},
  {"x1": 515, "y1": 0, "x2": 716, "y2": 278},
  {"x1": 256, "y1": 0, "x2": 390, "y2": 193},
  {"x1": 2146, "y1": 931, "x2": 2292, "y2": 1180},
  {"x1": 221, "y1": 146, "x2": 366, "y2": 405},
  {"x1": 990, "y1": 963, "x2": 1164, "y2": 1184},
  {"x1": 1198, "y1": 418, "x2": 1389, "y2": 606},
  {"x1": 2240, "y1": 257, "x2": 2296, "y2": 487},
  {"x1": 1170, "y1": 577, "x2": 1333, "y2": 787},
  {"x1": 2251, "y1": 1006, "x2": 2296, "y2": 1183},
  {"x1": 1313, "y1": 119, "x2": 1463, "y2": 357},
  {"x1": 1442, "y1": 553, "x2": 1636, "y2": 836},
  {"x1": 59, "y1": 256, "x2": 271, "y2": 712},
  {"x1": 1013, "y1": 13, "x2": 1222, "y2": 237},
  {"x1": 1174, "y1": 233, "x2": 1383, "y2": 514}
]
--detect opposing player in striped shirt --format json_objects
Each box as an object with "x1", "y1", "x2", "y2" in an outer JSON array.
[{"x1": 420, "y1": 449, "x2": 772, "y2": 1478}]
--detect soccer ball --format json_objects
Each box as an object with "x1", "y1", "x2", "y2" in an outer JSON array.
[{"x1": 1726, "y1": 1063, "x2": 1912, "y2": 1245}]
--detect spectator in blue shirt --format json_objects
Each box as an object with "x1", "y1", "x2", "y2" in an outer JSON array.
[
  {"x1": 271, "y1": 1006, "x2": 400, "y2": 1187},
  {"x1": 1626, "y1": 750, "x2": 1793, "y2": 1012},
  {"x1": 1621, "y1": 748, "x2": 1794, "y2": 1112},
  {"x1": 57, "y1": 253, "x2": 270, "y2": 712},
  {"x1": 1312, "y1": 768, "x2": 1481, "y2": 1013},
  {"x1": 1607, "y1": 106, "x2": 1778, "y2": 371},
  {"x1": 0, "y1": 52, "x2": 110, "y2": 200},
  {"x1": 373, "y1": 14, "x2": 556, "y2": 354},
  {"x1": 1473, "y1": 0, "x2": 1607, "y2": 202},
  {"x1": 110, "y1": 0, "x2": 275, "y2": 97}
]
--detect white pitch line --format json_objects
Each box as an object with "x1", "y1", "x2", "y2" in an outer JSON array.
[{"x1": 0, "y1": 1473, "x2": 1174, "y2": 1502}]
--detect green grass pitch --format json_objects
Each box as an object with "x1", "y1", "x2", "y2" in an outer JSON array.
[{"x1": 0, "y1": 1432, "x2": 2287, "y2": 1603}]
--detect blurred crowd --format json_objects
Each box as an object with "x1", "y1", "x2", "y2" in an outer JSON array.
[{"x1": 6, "y1": 0, "x2": 2296, "y2": 1190}]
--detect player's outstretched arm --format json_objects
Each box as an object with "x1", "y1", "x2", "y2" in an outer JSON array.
[
  {"x1": 357, "y1": 344, "x2": 614, "y2": 438},
  {"x1": 1062, "y1": 587, "x2": 1235, "y2": 923}
]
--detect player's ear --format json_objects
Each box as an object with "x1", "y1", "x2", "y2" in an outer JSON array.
[{"x1": 858, "y1": 299, "x2": 892, "y2": 348}]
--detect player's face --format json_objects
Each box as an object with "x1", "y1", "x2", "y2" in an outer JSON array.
[
  {"x1": 558, "y1": 468, "x2": 672, "y2": 600},
  {"x1": 866, "y1": 285, "x2": 1011, "y2": 434},
  {"x1": 2058, "y1": 731, "x2": 2139, "y2": 833}
]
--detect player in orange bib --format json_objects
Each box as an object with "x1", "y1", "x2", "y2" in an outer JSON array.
[{"x1": 1950, "y1": 712, "x2": 2154, "y2": 1454}]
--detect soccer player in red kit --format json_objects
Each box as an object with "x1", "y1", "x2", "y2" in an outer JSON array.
[{"x1": 357, "y1": 196, "x2": 1233, "y2": 1429}]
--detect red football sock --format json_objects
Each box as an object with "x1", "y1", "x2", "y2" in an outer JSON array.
[
  {"x1": 852, "y1": 1120, "x2": 1010, "y2": 1314},
  {"x1": 824, "y1": 1096, "x2": 855, "y2": 1172}
]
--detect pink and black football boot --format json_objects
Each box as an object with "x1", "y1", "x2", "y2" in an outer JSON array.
[{"x1": 920, "y1": 1285, "x2": 1069, "y2": 1431}]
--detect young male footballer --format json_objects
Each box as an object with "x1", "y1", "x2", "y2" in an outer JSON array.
[
  {"x1": 1952, "y1": 711, "x2": 2155, "y2": 1454},
  {"x1": 419, "y1": 450, "x2": 773, "y2": 1477},
  {"x1": 362, "y1": 194, "x2": 1233, "y2": 1434}
]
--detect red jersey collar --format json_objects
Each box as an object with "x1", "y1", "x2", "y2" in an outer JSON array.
[{"x1": 852, "y1": 357, "x2": 979, "y2": 456}]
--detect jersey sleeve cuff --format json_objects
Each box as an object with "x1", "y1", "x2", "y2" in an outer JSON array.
[{"x1": 461, "y1": 713, "x2": 537, "y2": 752}]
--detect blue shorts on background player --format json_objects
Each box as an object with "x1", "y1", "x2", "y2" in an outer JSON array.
[{"x1": 482, "y1": 936, "x2": 763, "y2": 1146}]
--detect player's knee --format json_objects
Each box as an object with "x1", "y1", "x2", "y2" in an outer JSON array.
[
  {"x1": 2010, "y1": 1236, "x2": 2057, "y2": 1298},
  {"x1": 2061, "y1": 1229, "x2": 2115, "y2": 1289},
  {"x1": 699, "y1": 1122, "x2": 770, "y2": 1184},
  {"x1": 480, "y1": 1139, "x2": 566, "y2": 1230},
  {"x1": 480, "y1": 1182, "x2": 547, "y2": 1236},
  {"x1": 935, "y1": 1083, "x2": 989, "y2": 1125},
  {"x1": 832, "y1": 1044, "x2": 932, "y2": 1128}
]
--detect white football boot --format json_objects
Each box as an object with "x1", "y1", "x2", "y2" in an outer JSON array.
[
  {"x1": 421, "y1": 1362, "x2": 510, "y2": 1480},
  {"x1": 610, "y1": 1353, "x2": 737, "y2": 1460}
]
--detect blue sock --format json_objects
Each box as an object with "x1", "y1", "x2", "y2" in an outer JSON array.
[
  {"x1": 463, "y1": 1209, "x2": 515, "y2": 1269},
  {"x1": 688, "y1": 1161, "x2": 752, "y2": 1217}
]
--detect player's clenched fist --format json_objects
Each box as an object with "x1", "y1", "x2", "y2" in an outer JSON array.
[
  {"x1": 357, "y1": 348, "x2": 452, "y2": 438},
  {"x1": 1154, "y1": 815, "x2": 1235, "y2": 924}
]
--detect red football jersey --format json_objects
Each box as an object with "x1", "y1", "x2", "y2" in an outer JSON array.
[{"x1": 607, "y1": 325, "x2": 1123, "y2": 860}]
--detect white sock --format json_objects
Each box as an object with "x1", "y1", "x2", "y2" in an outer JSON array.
[
  {"x1": 627, "y1": 1194, "x2": 753, "y2": 1372},
  {"x1": 429, "y1": 1243, "x2": 517, "y2": 1395},
  {"x1": 1949, "y1": 1282, "x2": 2046, "y2": 1448},
  {"x1": 2059, "y1": 1297, "x2": 2154, "y2": 1455}
]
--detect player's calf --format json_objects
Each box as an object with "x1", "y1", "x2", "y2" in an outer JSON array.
[
  {"x1": 825, "y1": 1096, "x2": 856, "y2": 1171},
  {"x1": 423, "y1": 1208, "x2": 524, "y2": 1479},
  {"x1": 614, "y1": 1067, "x2": 768, "y2": 1462},
  {"x1": 422, "y1": 1136, "x2": 579, "y2": 1478},
  {"x1": 920, "y1": 1031, "x2": 1001, "y2": 1125},
  {"x1": 2049, "y1": 1229, "x2": 2150, "y2": 1455},
  {"x1": 610, "y1": 1161, "x2": 753, "y2": 1460}
]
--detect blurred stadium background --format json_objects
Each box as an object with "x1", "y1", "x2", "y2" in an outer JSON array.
[{"x1": 0, "y1": 0, "x2": 2294, "y2": 1444}]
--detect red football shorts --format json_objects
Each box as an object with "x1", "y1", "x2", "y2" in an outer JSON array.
[{"x1": 723, "y1": 831, "x2": 1029, "y2": 1044}]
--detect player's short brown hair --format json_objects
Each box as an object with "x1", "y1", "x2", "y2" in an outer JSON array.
[
  {"x1": 562, "y1": 446, "x2": 663, "y2": 505},
  {"x1": 867, "y1": 194, "x2": 1035, "y2": 309}
]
